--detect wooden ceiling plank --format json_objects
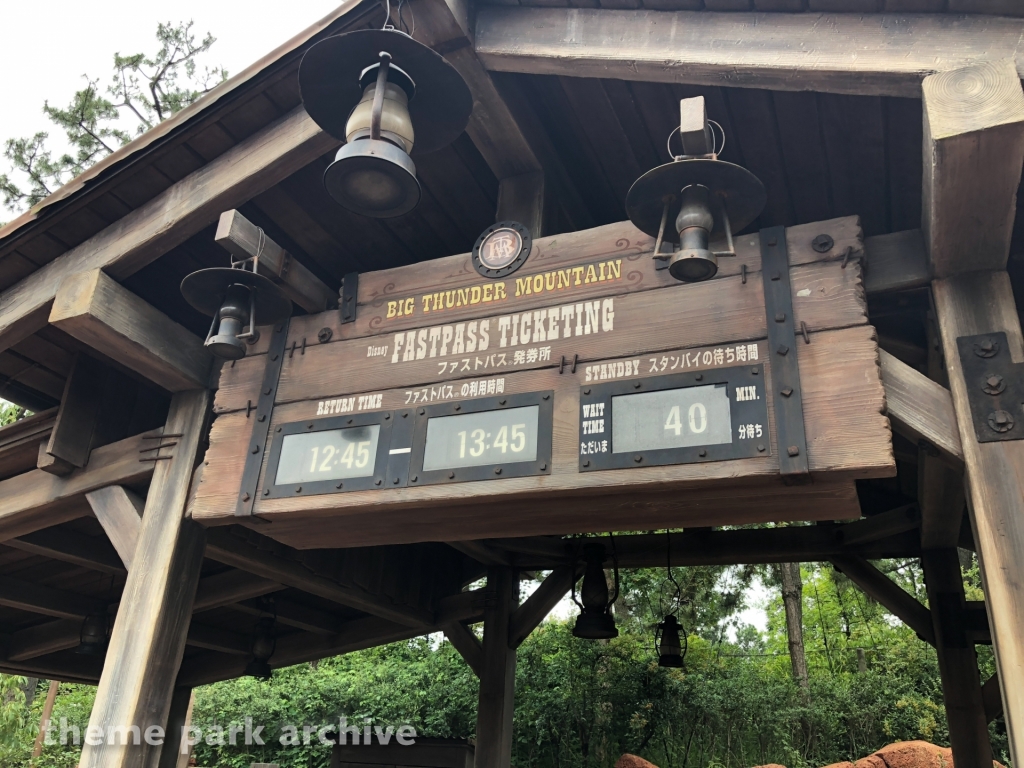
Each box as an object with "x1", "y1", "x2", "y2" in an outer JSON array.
[
  {"x1": 192, "y1": 570, "x2": 285, "y2": 612},
  {"x1": 0, "y1": 574, "x2": 108, "y2": 620},
  {"x1": 49, "y1": 269, "x2": 213, "y2": 392},
  {"x1": 474, "y1": 8, "x2": 1024, "y2": 99},
  {"x1": 6, "y1": 527, "x2": 125, "y2": 574},
  {"x1": 772, "y1": 91, "x2": 833, "y2": 225},
  {"x1": 0, "y1": 106, "x2": 338, "y2": 358},
  {"x1": 923, "y1": 60, "x2": 1024, "y2": 277}
]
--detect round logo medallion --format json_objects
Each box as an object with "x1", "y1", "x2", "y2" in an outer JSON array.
[{"x1": 472, "y1": 221, "x2": 532, "y2": 278}]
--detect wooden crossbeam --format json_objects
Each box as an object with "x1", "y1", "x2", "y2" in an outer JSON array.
[
  {"x1": 923, "y1": 60, "x2": 1024, "y2": 277},
  {"x1": 49, "y1": 269, "x2": 212, "y2": 392},
  {"x1": 474, "y1": 7, "x2": 1024, "y2": 99},
  {"x1": 234, "y1": 597, "x2": 344, "y2": 636},
  {"x1": 983, "y1": 674, "x2": 1003, "y2": 723},
  {"x1": 192, "y1": 570, "x2": 284, "y2": 613},
  {"x1": 38, "y1": 354, "x2": 105, "y2": 476},
  {"x1": 205, "y1": 529, "x2": 435, "y2": 628},
  {"x1": 0, "y1": 575, "x2": 107, "y2": 620},
  {"x1": 0, "y1": 107, "x2": 336, "y2": 357},
  {"x1": 5, "y1": 527, "x2": 124, "y2": 574},
  {"x1": 831, "y1": 556, "x2": 936, "y2": 646},
  {"x1": 215, "y1": 210, "x2": 336, "y2": 314},
  {"x1": 0, "y1": 432, "x2": 153, "y2": 543},
  {"x1": 508, "y1": 565, "x2": 579, "y2": 649},
  {"x1": 879, "y1": 349, "x2": 963, "y2": 469},
  {"x1": 863, "y1": 230, "x2": 930, "y2": 295},
  {"x1": 85, "y1": 486, "x2": 144, "y2": 569},
  {"x1": 443, "y1": 621, "x2": 485, "y2": 677},
  {"x1": 833, "y1": 505, "x2": 919, "y2": 547},
  {"x1": 185, "y1": 623, "x2": 250, "y2": 656},
  {"x1": 448, "y1": 539, "x2": 511, "y2": 567}
]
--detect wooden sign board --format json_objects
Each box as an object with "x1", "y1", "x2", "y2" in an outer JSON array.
[{"x1": 190, "y1": 216, "x2": 894, "y2": 550}]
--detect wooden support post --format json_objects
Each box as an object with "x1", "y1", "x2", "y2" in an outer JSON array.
[
  {"x1": 156, "y1": 686, "x2": 194, "y2": 768},
  {"x1": 922, "y1": 549, "x2": 992, "y2": 768},
  {"x1": 496, "y1": 171, "x2": 545, "y2": 239},
  {"x1": 50, "y1": 269, "x2": 212, "y2": 392},
  {"x1": 215, "y1": 211, "x2": 336, "y2": 314},
  {"x1": 983, "y1": 674, "x2": 1004, "y2": 724},
  {"x1": 86, "y1": 486, "x2": 144, "y2": 569},
  {"x1": 475, "y1": 567, "x2": 518, "y2": 768},
  {"x1": 38, "y1": 354, "x2": 104, "y2": 476},
  {"x1": 31, "y1": 680, "x2": 59, "y2": 758},
  {"x1": 79, "y1": 390, "x2": 209, "y2": 768},
  {"x1": 932, "y1": 271, "x2": 1024, "y2": 764}
]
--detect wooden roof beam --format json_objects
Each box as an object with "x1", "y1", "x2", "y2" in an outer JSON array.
[
  {"x1": 0, "y1": 432, "x2": 153, "y2": 544},
  {"x1": 923, "y1": 60, "x2": 1024, "y2": 277},
  {"x1": 0, "y1": 107, "x2": 337, "y2": 358},
  {"x1": 215, "y1": 210, "x2": 336, "y2": 314},
  {"x1": 0, "y1": 575, "x2": 108, "y2": 621},
  {"x1": 831, "y1": 555, "x2": 936, "y2": 646},
  {"x1": 49, "y1": 269, "x2": 213, "y2": 392},
  {"x1": 474, "y1": 7, "x2": 1024, "y2": 100},
  {"x1": 409, "y1": 0, "x2": 593, "y2": 233}
]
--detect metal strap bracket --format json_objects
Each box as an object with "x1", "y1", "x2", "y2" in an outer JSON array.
[
  {"x1": 759, "y1": 226, "x2": 810, "y2": 483},
  {"x1": 956, "y1": 332, "x2": 1024, "y2": 443},
  {"x1": 340, "y1": 272, "x2": 359, "y2": 324},
  {"x1": 236, "y1": 319, "x2": 291, "y2": 516}
]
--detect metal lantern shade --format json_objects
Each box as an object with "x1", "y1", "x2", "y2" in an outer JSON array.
[
  {"x1": 626, "y1": 158, "x2": 766, "y2": 283},
  {"x1": 245, "y1": 617, "x2": 277, "y2": 680},
  {"x1": 572, "y1": 543, "x2": 620, "y2": 640},
  {"x1": 299, "y1": 29, "x2": 473, "y2": 218},
  {"x1": 181, "y1": 268, "x2": 292, "y2": 360},
  {"x1": 657, "y1": 615, "x2": 685, "y2": 668}
]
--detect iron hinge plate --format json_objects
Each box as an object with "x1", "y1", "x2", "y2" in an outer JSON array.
[
  {"x1": 760, "y1": 225, "x2": 810, "y2": 482},
  {"x1": 956, "y1": 332, "x2": 1024, "y2": 443}
]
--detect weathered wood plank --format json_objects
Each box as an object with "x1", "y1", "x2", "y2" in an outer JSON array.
[
  {"x1": 214, "y1": 210, "x2": 336, "y2": 314},
  {"x1": 79, "y1": 390, "x2": 210, "y2": 768},
  {"x1": 476, "y1": 568, "x2": 518, "y2": 768},
  {"x1": 474, "y1": 7, "x2": 1024, "y2": 99},
  {"x1": 0, "y1": 433, "x2": 153, "y2": 543},
  {"x1": 508, "y1": 565, "x2": 578, "y2": 647},
  {"x1": 38, "y1": 354, "x2": 104, "y2": 476},
  {"x1": 0, "y1": 575, "x2": 108, "y2": 620},
  {"x1": 191, "y1": 570, "x2": 284, "y2": 612},
  {"x1": 863, "y1": 230, "x2": 929, "y2": 294},
  {"x1": 217, "y1": 258, "x2": 868, "y2": 411},
  {"x1": 831, "y1": 555, "x2": 935, "y2": 645},
  {"x1": 444, "y1": 621, "x2": 485, "y2": 677},
  {"x1": 85, "y1": 486, "x2": 145, "y2": 569},
  {"x1": 879, "y1": 349, "x2": 963, "y2": 468},
  {"x1": 923, "y1": 61, "x2": 1024, "y2": 277},
  {"x1": 0, "y1": 108, "x2": 337, "y2": 356},
  {"x1": 50, "y1": 269, "x2": 212, "y2": 392}
]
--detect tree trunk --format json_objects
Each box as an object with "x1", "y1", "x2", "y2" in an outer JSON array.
[{"x1": 779, "y1": 562, "x2": 809, "y2": 691}]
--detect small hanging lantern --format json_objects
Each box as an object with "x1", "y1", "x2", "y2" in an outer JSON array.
[
  {"x1": 180, "y1": 247, "x2": 292, "y2": 361},
  {"x1": 244, "y1": 616, "x2": 277, "y2": 680},
  {"x1": 625, "y1": 97, "x2": 766, "y2": 283},
  {"x1": 299, "y1": 28, "x2": 472, "y2": 218},
  {"x1": 571, "y1": 540, "x2": 620, "y2": 640},
  {"x1": 656, "y1": 614, "x2": 686, "y2": 668},
  {"x1": 76, "y1": 613, "x2": 109, "y2": 656}
]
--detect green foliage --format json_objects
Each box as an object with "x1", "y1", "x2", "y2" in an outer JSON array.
[
  {"x1": 1, "y1": 21, "x2": 226, "y2": 212},
  {"x1": 0, "y1": 401, "x2": 28, "y2": 426},
  {"x1": 2, "y1": 561, "x2": 1007, "y2": 768}
]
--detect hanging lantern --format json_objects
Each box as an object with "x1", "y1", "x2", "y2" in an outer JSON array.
[
  {"x1": 656, "y1": 614, "x2": 686, "y2": 668},
  {"x1": 244, "y1": 616, "x2": 277, "y2": 680},
  {"x1": 299, "y1": 29, "x2": 472, "y2": 218},
  {"x1": 180, "y1": 256, "x2": 292, "y2": 361},
  {"x1": 572, "y1": 541, "x2": 620, "y2": 640},
  {"x1": 76, "y1": 613, "x2": 109, "y2": 656},
  {"x1": 626, "y1": 97, "x2": 766, "y2": 283}
]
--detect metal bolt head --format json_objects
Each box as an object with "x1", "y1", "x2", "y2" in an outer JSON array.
[
  {"x1": 699, "y1": 449, "x2": 707, "y2": 457},
  {"x1": 317, "y1": 327, "x2": 333, "y2": 343},
  {"x1": 767, "y1": 236, "x2": 777, "y2": 247},
  {"x1": 375, "y1": 479, "x2": 383, "y2": 486},
  {"x1": 384, "y1": 413, "x2": 391, "y2": 420},
  {"x1": 777, "y1": 345, "x2": 789, "y2": 356},
  {"x1": 499, "y1": 399, "x2": 506, "y2": 405},
  {"x1": 811, "y1": 234, "x2": 834, "y2": 253},
  {"x1": 540, "y1": 463, "x2": 547, "y2": 471},
  {"x1": 989, "y1": 410, "x2": 1015, "y2": 433},
  {"x1": 787, "y1": 445, "x2": 800, "y2": 457},
  {"x1": 695, "y1": 374, "x2": 703, "y2": 381},
  {"x1": 419, "y1": 408, "x2": 425, "y2": 415},
  {"x1": 263, "y1": 489, "x2": 270, "y2": 496},
  {"x1": 394, "y1": 477, "x2": 400, "y2": 484},
  {"x1": 775, "y1": 312, "x2": 786, "y2": 323},
  {"x1": 634, "y1": 455, "x2": 643, "y2": 463},
  {"x1": 752, "y1": 367, "x2": 759, "y2": 375},
  {"x1": 448, "y1": 472, "x2": 455, "y2": 479},
  {"x1": 454, "y1": 404, "x2": 461, "y2": 411},
  {"x1": 410, "y1": 476, "x2": 417, "y2": 483},
  {"x1": 336, "y1": 482, "x2": 344, "y2": 489},
  {"x1": 242, "y1": 492, "x2": 251, "y2": 502},
  {"x1": 251, "y1": 444, "x2": 260, "y2": 454},
  {"x1": 757, "y1": 444, "x2": 765, "y2": 453},
  {"x1": 983, "y1": 375, "x2": 1006, "y2": 395},
  {"x1": 584, "y1": 389, "x2": 591, "y2": 395},
  {"x1": 781, "y1": 387, "x2": 793, "y2": 397},
  {"x1": 494, "y1": 467, "x2": 502, "y2": 475},
  {"x1": 634, "y1": 382, "x2": 641, "y2": 389},
  {"x1": 295, "y1": 486, "x2": 302, "y2": 493},
  {"x1": 974, "y1": 338, "x2": 999, "y2": 358},
  {"x1": 583, "y1": 460, "x2": 590, "y2": 468}
]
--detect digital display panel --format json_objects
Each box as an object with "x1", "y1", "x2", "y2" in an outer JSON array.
[
  {"x1": 612, "y1": 384, "x2": 732, "y2": 453},
  {"x1": 423, "y1": 405, "x2": 539, "y2": 471},
  {"x1": 275, "y1": 425, "x2": 381, "y2": 485}
]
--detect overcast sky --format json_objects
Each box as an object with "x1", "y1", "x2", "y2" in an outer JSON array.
[{"x1": 2, "y1": 0, "x2": 346, "y2": 149}]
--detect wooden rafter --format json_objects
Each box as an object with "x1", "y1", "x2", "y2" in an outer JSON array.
[{"x1": 474, "y1": 7, "x2": 1024, "y2": 99}]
